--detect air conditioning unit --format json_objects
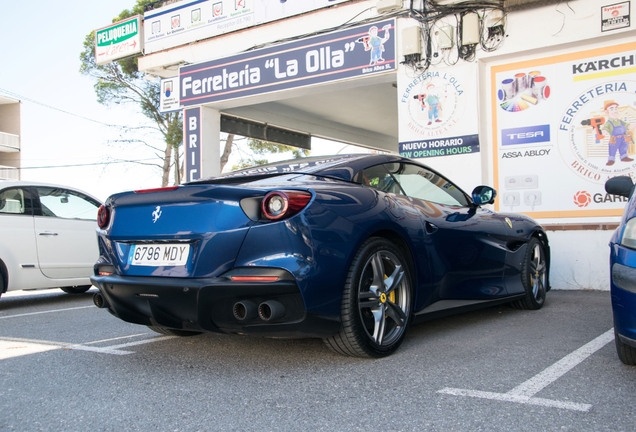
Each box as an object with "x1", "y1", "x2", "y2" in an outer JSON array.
[{"x1": 376, "y1": 0, "x2": 403, "y2": 13}]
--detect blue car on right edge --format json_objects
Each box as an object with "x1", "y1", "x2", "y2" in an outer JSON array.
[{"x1": 605, "y1": 175, "x2": 636, "y2": 365}]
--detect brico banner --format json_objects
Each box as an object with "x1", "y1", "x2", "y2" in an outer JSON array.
[
  {"x1": 492, "y1": 41, "x2": 636, "y2": 219},
  {"x1": 184, "y1": 108, "x2": 202, "y2": 182},
  {"x1": 95, "y1": 16, "x2": 143, "y2": 65},
  {"x1": 179, "y1": 19, "x2": 396, "y2": 106}
]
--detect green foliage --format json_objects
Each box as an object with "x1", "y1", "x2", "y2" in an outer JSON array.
[
  {"x1": 231, "y1": 139, "x2": 309, "y2": 171},
  {"x1": 79, "y1": 0, "x2": 182, "y2": 186},
  {"x1": 81, "y1": 0, "x2": 310, "y2": 181},
  {"x1": 248, "y1": 139, "x2": 310, "y2": 158}
]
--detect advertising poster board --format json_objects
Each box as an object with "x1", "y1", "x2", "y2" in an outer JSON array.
[
  {"x1": 397, "y1": 62, "x2": 481, "y2": 190},
  {"x1": 491, "y1": 41, "x2": 636, "y2": 219}
]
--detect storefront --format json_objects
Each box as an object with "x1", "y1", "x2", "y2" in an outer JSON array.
[{"x1": 97, "y1": 0, "x2": 635, "y2": 289}]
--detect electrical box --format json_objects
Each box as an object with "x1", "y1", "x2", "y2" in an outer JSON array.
[
  {"x1": 461, "y1": 12, "x2": 480, "y2": 45},
  {"x1": 437, "y1": 25, "x2": 454, "y2": 49},
  {"x1": 486, "y1": 9, "x2": 505, "y2": 28},
  {"x1": 376, "y1": 0, "x2": 403, "y2": 13},
  {"x1": 401, "y1": 26, "x2": 421, "y2": 55}
]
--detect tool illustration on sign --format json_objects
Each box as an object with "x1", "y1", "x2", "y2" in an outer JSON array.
[{"x1": 356, "y1": 24, "x2": 391, "y2": 66}]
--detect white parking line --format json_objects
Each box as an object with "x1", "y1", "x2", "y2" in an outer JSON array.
[
  {"x1": 0, "y1": 334, "x2": 176, "y2": 359},
  {"x1": 0, "y1": 305, "x2": 94, "y2": 319},
  {"x1": 438, "y1": 328, "x2": 615, "y2": 412},
  {"x1": 0, "y1": 339, "x2": 60, "y2": 360},
  {"x1": 68, "y1": 335, "x2": 176, "y2": 355},
  {"x1": 81, "y1": 334, "x2": 149, "y2": 345}
]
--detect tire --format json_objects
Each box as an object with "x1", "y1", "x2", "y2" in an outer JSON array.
[
  {"x1": 147, "y1": 326, "x2": 202, "y2": 337},
  {"x1": 510, "y1": 237, "x2": 547, "y2": 310},
  {"x1": 615, "y1": 328, "x2": 636, "y2": 365},
  {"x1": 324, "y1": 237, "x2": 412, "y2": 358},
  {"x1": 60, "y1": 285, "x2": 92, "y2": 294}
]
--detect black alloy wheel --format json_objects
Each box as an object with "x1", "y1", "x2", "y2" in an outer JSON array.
[
  {"x1": 325, "y1": 237, "x2": 412, "y2": 358},
  {"x1": 511, "y1": 237, "x2": 547, "y2": 310}
]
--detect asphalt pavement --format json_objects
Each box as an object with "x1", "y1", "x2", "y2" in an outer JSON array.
[{"x1": 0, "y1": 288, "x2": 633, "y2": 432}]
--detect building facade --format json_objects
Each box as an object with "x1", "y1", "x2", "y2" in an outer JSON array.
[
  {"x1": 97, "y1": 0, "x2": 636, "y2": 289},
  {"x1": 0, "y1": 95, "x2": 20, "y2": 180}
]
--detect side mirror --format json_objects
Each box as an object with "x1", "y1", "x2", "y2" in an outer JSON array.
[
  {"x1": 472, "y1": 185, "x2": 497, "y2": 206},
  {"x1": 605, "y1": 176, "x2": 634, "y2": 198}
]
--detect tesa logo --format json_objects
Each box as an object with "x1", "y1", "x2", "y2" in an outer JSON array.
[{"x1": 573, "y1": 191, "x2": 592, "y2": 208}]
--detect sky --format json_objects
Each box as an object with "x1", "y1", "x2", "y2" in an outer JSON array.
[
  {"x1": 0, "y1": 1, "x2": 364, "y2": 202},
  {"x1": 0, "y1": 0, "x2": 162, "y2": 201}
]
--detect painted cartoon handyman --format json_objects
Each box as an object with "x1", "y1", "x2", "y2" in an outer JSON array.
[
  {"x1": 602, "y1": 100, "x2": 636, "y2": 166},
  {"x1": 357, "y1": 24, "x2": 391, "y2": 66},
  {"x1": 417, "y1": 83, "x2": 442, "y2": 125}
]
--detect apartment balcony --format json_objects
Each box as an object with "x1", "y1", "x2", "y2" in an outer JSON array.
[
  {"x1": 0, "y1": 165, "x2": 18, "y2": 180},
  {"x1": 0, "y1": 131, "x2": 20, "y2": 152}
]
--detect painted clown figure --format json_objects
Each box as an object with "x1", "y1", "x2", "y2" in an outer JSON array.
[{"x1": 602, "y1": 100, "x2": 636, "y2": 166}]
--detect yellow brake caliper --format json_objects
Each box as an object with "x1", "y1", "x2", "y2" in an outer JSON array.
[
  {"x1": 383, "y1": 275, "x2": 396, "y2": 319},
  {"x1": 385, "y1": 274, "x2": 396, "y2": 303}
]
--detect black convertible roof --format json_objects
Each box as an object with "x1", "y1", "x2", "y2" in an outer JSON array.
[{"x1": 191, "y1": 153, "x2": 408, "y2": 184}]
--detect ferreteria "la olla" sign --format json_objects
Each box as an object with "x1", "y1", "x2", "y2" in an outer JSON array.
[{"x1": 95, "y1": 15, "x2": 143, "y2": 65}]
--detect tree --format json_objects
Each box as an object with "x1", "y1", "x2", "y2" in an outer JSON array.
[
  {"x1": 230, "y1": 138, "x2": 310, "y2": 171},
  {"x1": 80, "y1": 0, "x2": 183, "y2": 187},
  {"x1": 80, "y1": 0, "x2": 309, "y2": 184}
]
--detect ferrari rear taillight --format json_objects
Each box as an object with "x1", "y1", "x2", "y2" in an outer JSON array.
[
  {"x1": 96, "y1": 264, "x2": 115, "y2": 276},
  {"x1": 261, "y1": 191, "x2": 311, "y2": 221},
  {"x1": 97, "y1": 205, "x2": 110, "y2": 229}
]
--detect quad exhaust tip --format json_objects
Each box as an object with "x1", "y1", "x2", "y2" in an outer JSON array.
[
  {"x1": 232, "y1": 300, "x2": 286, "y2": 322},
  {"x1": 93, "y1": 292, "x2": 109, "y2": 309},
  {"x1": 233, "y1": 301, "x2": 257, "y2": 321},
  {"x1": 258, "y1": 300, "x2": 285, "y2": 322}
]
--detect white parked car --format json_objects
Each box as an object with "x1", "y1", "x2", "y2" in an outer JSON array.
[{"x1": 0, "y1": 180, "x2": 101, "y2": 299}]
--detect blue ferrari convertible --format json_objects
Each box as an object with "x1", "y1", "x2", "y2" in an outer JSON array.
[{"x1": 91, "y1": 154, "x2": 550, "y2": 357}]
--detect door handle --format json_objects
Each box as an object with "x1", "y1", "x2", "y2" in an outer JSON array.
[
  {"x1": 38, "y1": 232, "x2": 58, "y2": 236},
  {"x1": 425, "y1": 221, "x2": 438, "y2": 234}
]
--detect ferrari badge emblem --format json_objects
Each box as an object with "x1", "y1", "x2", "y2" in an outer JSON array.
[{"x1": 152, "y1": 206, "x2": 162, "y2": 223}]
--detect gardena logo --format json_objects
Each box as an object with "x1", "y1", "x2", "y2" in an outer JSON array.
[
  {"x1": 573, "y1": 189, "x2": 630, "y2": 207},
  {"x1": 573, "y1": 191, "x2": 591, "y2": 207}
]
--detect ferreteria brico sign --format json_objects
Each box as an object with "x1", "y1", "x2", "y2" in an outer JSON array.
[
  {"x1": 95, "y1": 16, "x2": 143, "y2": 65},
  {"x1": 179, "y1": 18, "x2": 396, "y2": 106}
]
